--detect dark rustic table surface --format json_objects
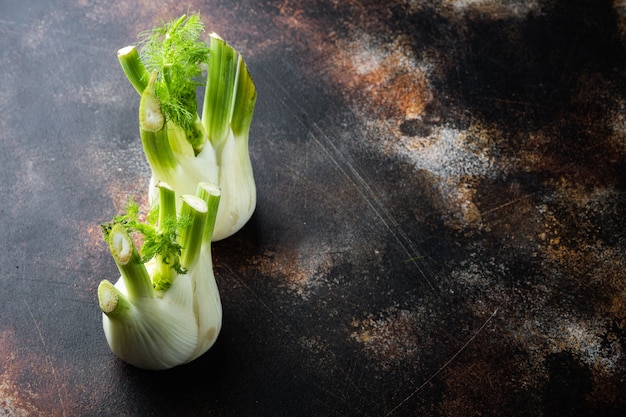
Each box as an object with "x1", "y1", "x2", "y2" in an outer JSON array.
[{"x1": 1, "y1": 0, "x2": 626, "y2": 416}]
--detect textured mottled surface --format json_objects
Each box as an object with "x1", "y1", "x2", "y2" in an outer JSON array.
[{"x1": 1, "y1": 0, "x2": 626, "y2": 416}]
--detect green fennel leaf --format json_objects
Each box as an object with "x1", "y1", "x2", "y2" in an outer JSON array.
[
  {"x1": 101, "y1": 197, "x2": 190, "y2": 276},
  {"x1": 137, "y1": 13, "x2": 209, "y2": 144}
]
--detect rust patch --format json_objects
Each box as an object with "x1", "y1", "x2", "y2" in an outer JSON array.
[
  {"x1": 0, "y1": 328, "x2": 62, "y2": 417},
  {"x1": 273, "y1": 1, "x2": 433, "y2": 121},
  {"x1": 329, "y1": 34, "x2": 433, "y2": 120},
  {"x1": 0, "y1": 330, "x2": 38, "y2": 417},
  {"x1": 350, "y1": 306, "x2": 426, "y2": 371},
  {"x1": 246, "y1": 246, "x2": 334, "y2": 300},
  {"x1": 536, "y1": 186, "x2": 626, "y2": 327},
  {"x1": 392, "y1": 125, "x2": 501, "y2": 230}
]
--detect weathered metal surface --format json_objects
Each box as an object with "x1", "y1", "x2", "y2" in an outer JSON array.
[{"x1": 1, "y1": 0, "x2": 625, "y2": 416}]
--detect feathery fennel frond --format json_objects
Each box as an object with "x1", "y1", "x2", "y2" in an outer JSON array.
[
  {"x1": 138, "y1": 14, "x2": 209, "y2": 147},
  {"x1": 101, "y1": 197, "x2": 190, "y2": 276}
]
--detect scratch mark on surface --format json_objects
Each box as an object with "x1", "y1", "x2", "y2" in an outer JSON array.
[
  {"x1": 317, "y1": 384, "x2": 366, "y2": 417},
  {"x1": 221, "y1": 263, "x2": 290, "y2": 333},
  {"x1": 25, "y1": 300, "x2": 67, "y2": 417},
  {"x1": 481, "y1": 192, "x2": 536, "y2": 217},
  {"x1": 385, "y1": 306, "x2": 500, "y2": 416},
  {"x1": 258, "y1": 62, "x2": 438, "y2": 293},
  {"x1": 308, "y1": 125, "x2": 438, "y2": 293}
]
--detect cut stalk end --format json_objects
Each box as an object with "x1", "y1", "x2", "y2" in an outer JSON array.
[
  {"x1": 98, "y1": 279, "x2": 133, "y2": 320},
  {"x1": 140, "y1": 71, "x2": 165, "y2": 132},
  {"x1": 98, "y1": 280, "x2": 119, "y2": 314},
  {"x1": 106, "y1": 224, "x2": 155, "y2": 300},
  {"x1": 179, "y1": 195, "x2": 208, "y2": 268},
  {"x1": 109, "y1": 224, "x2": 134, "y2": 265},
  {"x1": 118, "y1": 45, "x2": 149, "y2": 95}
]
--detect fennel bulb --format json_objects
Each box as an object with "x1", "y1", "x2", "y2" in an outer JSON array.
[
  {"x1": 98, "y1": 185, "x2": 222, "y2": 370},
  {"x1": 118, "y1": 14, "x2": 257, "y2": 241}
]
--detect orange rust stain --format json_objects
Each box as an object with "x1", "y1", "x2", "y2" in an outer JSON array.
[
  {"x1": 544, "y1": 237, "x2": 626, "y2": 312},
  {"x1": 332, "y1": 38, "x2": 433, "y2": 119},
  {"x1": 609, "y1": 290, "x2": 626, "y2": 322},
  {"x1": 0, "y1": 329, "x2": 56, "y2": 417},
  {"x1": 489, "y1": 180, "x2": 619, "y2": 277},
  {"x1": 272, "y1": 2, "x2": 433, "y2": 121},
  {"x1": 350, "y1": 307, "x2": 423, "y2": 371},
  {"x1": 247, "y1": 247, "x2": 334, "y2": 300},
  {"x1": 532, "y1": 186, "x2": 626, "y2": 344}
]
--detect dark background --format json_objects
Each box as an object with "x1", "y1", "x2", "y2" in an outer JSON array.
[{"x1": 1, "y1": 0, "x2": 625, "y2": 416}]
